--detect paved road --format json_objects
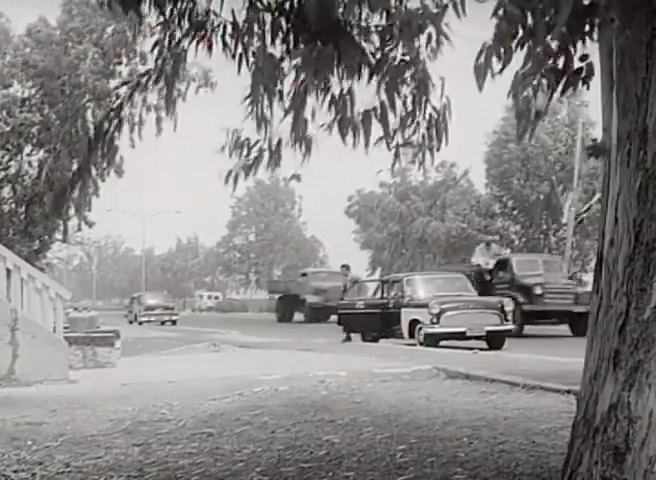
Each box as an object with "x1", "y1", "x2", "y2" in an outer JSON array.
[
  {"x1": 100, "y1": 311, "x2": 585, "y2": 389},
  {"x1": 103, "y1": 311, "x2": 586, "y2": 361}
]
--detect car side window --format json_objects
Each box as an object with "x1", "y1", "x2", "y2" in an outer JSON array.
[
  {"x1": 493, "y1": 259, "x2": 511, "y2": 280},
  {"x1": 344, "y1": 281, "x2": 379, "y2": 299},
  {"x1": 387, "y1": 281, "x2": 403, "y2": 298}
]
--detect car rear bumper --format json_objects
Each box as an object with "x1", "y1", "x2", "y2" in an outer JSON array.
[
  {"x1": 139, "y1": 313, "x2": 180, "y2": 323},
  {"x1": 422, "y1": 324, "x2": 514, "y2": 340}
]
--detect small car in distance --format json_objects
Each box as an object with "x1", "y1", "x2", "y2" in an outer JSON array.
[
  {"x1": 337, "y1": 271, "x2": 515, "y2": 350},
  {"x1": 127, "y1": 291, "x2": 179, "y2": 326}
]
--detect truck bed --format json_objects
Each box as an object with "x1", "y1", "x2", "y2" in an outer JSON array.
[{"x1": 267, "y1": 279, "x2": 303, "y2": 295}]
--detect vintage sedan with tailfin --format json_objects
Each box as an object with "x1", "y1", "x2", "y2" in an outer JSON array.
[
  {"x1": 337, "y1": 271, "x2": 515, "y2": 350},
  {"x1": 126, "y1": 291, "x2": 180, "y2": 326}
]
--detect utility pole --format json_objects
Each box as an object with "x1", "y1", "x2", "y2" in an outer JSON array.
[
  {"x1": 563, "y1": 119, "x2": 584, "y2": 274},
  {"x1": 106, "y1": 209, "x2": 182, "y2": 293},
  {"x1": 141, "y1": 217, "x2": 147, "y2": 292},
  {"x1": 91, "y1": 247, "x2": 98, "y2": 301}
]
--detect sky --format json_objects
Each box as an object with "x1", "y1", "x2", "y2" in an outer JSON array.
[{"x1": 1, "y1": 0, "x2": 602, "y2": 275}]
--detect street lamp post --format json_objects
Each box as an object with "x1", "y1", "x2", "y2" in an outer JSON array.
[{"x1": 106, "y1": 209, "x2": 181, "y2": 292}]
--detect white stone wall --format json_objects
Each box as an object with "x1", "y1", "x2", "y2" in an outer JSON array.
[{"x1": 0, "y1": 243, "x2": 71, "y2": 337}]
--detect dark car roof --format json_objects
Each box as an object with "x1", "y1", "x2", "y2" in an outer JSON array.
[{"x1": 381, "y1": 271, "x2": 472, "y2": 281}]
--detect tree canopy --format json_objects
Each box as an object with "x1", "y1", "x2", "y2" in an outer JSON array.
[
  {"x1": 484, "y1": 93, "x2": 601, "y2": 267},
  {"x1": 98, "y1": 0, "x2": 599, "y2": 184},
  {"x1": 216, "y1": 176, "x2": 326, "y2": 287},
  {"x1": 0, "y1": 0, "x2": 214, "y2": 264},
  {"x1": 47, "y1": 234, "x2": 141, "y2": 300},
  {"x1": 48, "y1": 233, "x2": 222, "y2": 300},
  {"x1": 346, "y1": 161, "x2": 492, "y2": 274}
]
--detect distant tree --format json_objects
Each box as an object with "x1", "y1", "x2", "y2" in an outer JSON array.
[
  {"x1": 217, "y1": 177, "x2": 326, "y2": 288},
  {"x1": 48, "y1": 234, "x2": 140, "y2": 300},
  {"x1": 0, "y1": 0, "x2": 213, "y2": 264},
  {"x1": 346, "y1": 162, "x2": 490, "y2": 274},
  {"x1": 151, "y1": 234, "x2": 216, "y2": 298},
  {"x1": 484, "y1": 95, "x2": 601, "y2": 268}
]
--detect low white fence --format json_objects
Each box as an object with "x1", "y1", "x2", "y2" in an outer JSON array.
[{"x1": 0, "y1": 243, "x2": 72, "y2": 336}]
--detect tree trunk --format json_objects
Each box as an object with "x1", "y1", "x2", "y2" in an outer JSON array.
[{"x1": 563, "y1": 4, "x2": 656, "y2": 478}]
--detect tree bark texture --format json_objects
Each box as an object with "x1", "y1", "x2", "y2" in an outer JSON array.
[{"x1": 563, "y1": 3, "x2": 656, "y2": 479}]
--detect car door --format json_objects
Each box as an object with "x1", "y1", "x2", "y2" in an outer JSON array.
[
  {"x1": 381, "y1": 280, "x2": 402, "y2": 335},
  {"x1": 337, "y1": 280, "x2": 386, "y2": 333},
  {"x1": 491, "y1": 258, "x2": 513, "y2": 296}
]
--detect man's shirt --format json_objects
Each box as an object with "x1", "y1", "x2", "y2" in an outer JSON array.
[
  {"x1": 471, "y1": 243, "x2": 505, "y2": 267},
  {"x1": 342, "y1": 273, "x2": 361, "y2": 294}
]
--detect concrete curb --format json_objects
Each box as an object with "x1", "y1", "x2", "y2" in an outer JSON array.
[{"x1": 431, "y1": 365, "x2": 580, "y2": 396}]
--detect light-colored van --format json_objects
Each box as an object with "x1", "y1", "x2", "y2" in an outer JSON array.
[{"x1": 193, "y1": 291, "x2": 224, "y2": 312}]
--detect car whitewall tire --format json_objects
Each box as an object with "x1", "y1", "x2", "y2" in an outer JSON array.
[{"x1": 415, "y1": 325, "x2": 425, "y2": 347}]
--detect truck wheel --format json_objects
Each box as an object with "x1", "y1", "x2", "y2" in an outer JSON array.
[
  {"x1": 361, "y1": 332, "x2": 380, "y2": 343},
  {"x1": 275, "y1": 298, "x2": 294, "y2": 323},
  {"x1": 486, "y1": 335, "x2": 507, "y2": 351},
  {"x1": 303, "y1": 305, "x2": 316, "y2": 323},
  {"x1": 308, "y1": 308, "x2": 331, "y2": 323},
  {"x1": 304, "y1": 305, "x2": 330, "y2": 323},
  {"x1": 568, "y1": 316, "x2": 588, "y2": 337}
]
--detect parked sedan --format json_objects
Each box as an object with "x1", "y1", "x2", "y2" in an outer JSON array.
[
  {"x1": 337, "y1": 270, "x2": 515, "y2": 350},
  {"x1": 127, "y1": 291, "x2": 179, "y2": 326}
]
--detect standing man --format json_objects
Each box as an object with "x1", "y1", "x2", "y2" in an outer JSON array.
[
  {"x1": 339, "y1": 263, "x2": 359, "y2": 343},
  {"x1": 470, "y1": 235, "x2": 506, "y2": 294},
  {"x1": 471, "y1": 235, "x2": 505, "y2": 269}
]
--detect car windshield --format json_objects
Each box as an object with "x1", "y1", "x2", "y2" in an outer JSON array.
[
  {"x1": 142, "y1": 292, "x2": 173, "y2": 303},
  {"x1": 344, "y1": 280, "x2": 380, "y2": 299},
  {"x1": 513, "y1": 257, "x2": 563, "y2": 274},
  {"x1": 404, "y1": 274, "x2": 476, "y2": 297}
]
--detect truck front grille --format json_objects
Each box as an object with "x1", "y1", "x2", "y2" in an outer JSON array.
[{"x1": 543, "y1": 286, "x2": 576, "y2": 305}]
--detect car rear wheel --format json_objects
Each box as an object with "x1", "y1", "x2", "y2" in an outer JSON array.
[
  {"x1": 415, "y1": 325, "x2": 425, "y2": 347},
  {"x1": 311, "y1": 309, "x2": 331, "y2": 323},
  {"x1": 170, "y1": 320, "x2": 178, "y2": 326},
  {"x1": 303, "y1": 305, "x2": 319, "y2": 323},
  {"x1": 486, "y1": 335, "x2": 507, "y2": 351},
  {"x1": 135, "y1": 314, "x2": 143, "y2": 326}
]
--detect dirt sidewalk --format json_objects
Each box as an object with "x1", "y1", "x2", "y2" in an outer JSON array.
[{"x1": 1, "y1": 368, "x2": 573, "y2": 479}]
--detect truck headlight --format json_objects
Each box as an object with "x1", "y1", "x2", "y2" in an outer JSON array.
[
  {"x1": 533, "y1": 285, "x2": 543, "y2": 295},
  {"x1": 427, "y1": 300, "x2": 441, "y2": 316},
  {"x1": 502, "y1": 298, "x2": 515, "y2": 321}
]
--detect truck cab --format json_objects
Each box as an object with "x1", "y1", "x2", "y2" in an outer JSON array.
[{"x1": 484, "y1": 254, "x2": 590, "y2": 337}]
